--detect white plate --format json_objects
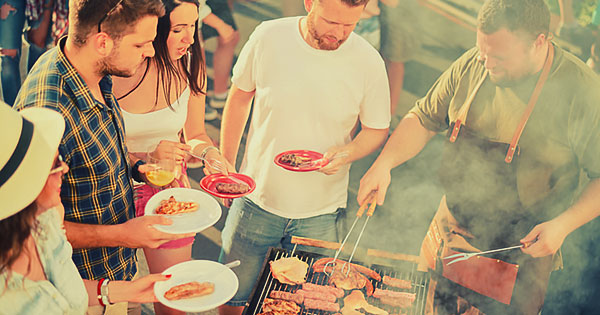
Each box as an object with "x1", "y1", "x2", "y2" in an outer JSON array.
[
  {"x1": 154, "y1": 260, "x2": 239, "y2": 312},
  {"x1": 144, "y1": 188, "x2": 221, "y2": 234}
]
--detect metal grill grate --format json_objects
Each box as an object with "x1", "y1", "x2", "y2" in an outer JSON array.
[{"x1": 243, "y1": 247, "x2": 430, "y2": 315}]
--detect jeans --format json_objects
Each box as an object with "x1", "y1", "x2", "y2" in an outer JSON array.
[
  {"x1": 0, "y1": 0, "x2": 25, "y2": 105},
  {"x1": 219, "y1": 197, "x2": 342, "y2": 306}
]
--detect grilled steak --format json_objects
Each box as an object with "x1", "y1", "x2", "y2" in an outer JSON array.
[
  {"x1": 215, "y1": 182, "x2": 250, "y2": 194},
  {"x1": 382, "y1": 276, "x2": 412, "y2": 289},
  {"x1": 279, "y1": 153, "x2": 308, "y2": 167},
  {"x1": 304, "y1": 298, "x2": 340, "y2": 312},
  {"x1": 164, "y1": 281, "x2": 214, "y2": 300},
  {"x1": 269, "y1": 291, "x2": 304, "y2": 305}
]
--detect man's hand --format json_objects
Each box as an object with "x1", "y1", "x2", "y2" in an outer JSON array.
[
  {"x1": 318, "y1": 147, "x2": 350, "y2": 175},
  {"x1": 358, "y1": 163, "x2": 392, "y2": 206},
  {"x1": 520, "y1": 218, "x2": 570, "y2": 257},
  {"x1": 120, "y1": 216, "x2": 196, "y2": 249}
]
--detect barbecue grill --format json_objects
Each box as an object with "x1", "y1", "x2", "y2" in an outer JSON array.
[{"x1": 242, "y1": 243, "x2": 431, "y2": 315}]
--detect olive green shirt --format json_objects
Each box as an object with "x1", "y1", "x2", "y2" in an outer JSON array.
[{"x1": 410, "y1": 44, "x2": 600, "y2": 220}]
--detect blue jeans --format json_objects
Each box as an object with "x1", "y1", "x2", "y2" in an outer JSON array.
[{"x1": 219, "y1": 197, "x2": 342, "y2": 306}]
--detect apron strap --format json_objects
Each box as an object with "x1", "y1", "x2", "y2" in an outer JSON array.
[
  {"x1": 449, "y1": 71, "x2": 488, "y2": 143},
  {"x1": 505, "y1": 44, "x2": 555, "y2": 163}
]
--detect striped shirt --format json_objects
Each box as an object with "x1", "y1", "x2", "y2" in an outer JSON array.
[{"x1": 14, "y1": 37, "x2": 137, "y2": 281}]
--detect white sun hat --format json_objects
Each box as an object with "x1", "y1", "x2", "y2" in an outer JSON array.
[{"x1": 0, "y1": 102, "x2": 65, "y2": 220}]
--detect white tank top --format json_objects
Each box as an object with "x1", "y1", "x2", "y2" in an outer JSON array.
[{"x1": 122, "y1": 87, "x2": 190, "y2": 153}]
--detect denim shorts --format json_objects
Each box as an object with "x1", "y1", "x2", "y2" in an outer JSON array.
[{"x1": 219, "y1": 197, "x2": 342, "y2": 306}]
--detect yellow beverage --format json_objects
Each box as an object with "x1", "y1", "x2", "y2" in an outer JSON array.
[{"x1": 147, "y1": 169, "x2": 175, "y2": 186}]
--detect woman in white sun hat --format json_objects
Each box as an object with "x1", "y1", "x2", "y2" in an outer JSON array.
[{"x1": 0, "y1": 103, "x2": 171, "y2": 314}]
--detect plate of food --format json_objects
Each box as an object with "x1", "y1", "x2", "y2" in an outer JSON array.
[
  {"x1": 274, "y1": 150, "x2": 329, "y2": 172},
  {"x1": 199, "y1": 173, "x2": 256, "y2": 198},
  {"x1": 154, "y1": 260, "x2": 239, "y2": 313},
  {"x1": 144, "y1": 188, "x2": 221, "y2": 234}
]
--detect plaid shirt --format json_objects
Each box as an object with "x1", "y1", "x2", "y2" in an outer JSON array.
[{"x1": 14, "y1": 37, "x2": 137, "y2": 281}]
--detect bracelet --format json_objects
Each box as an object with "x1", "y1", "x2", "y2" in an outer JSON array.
[
  {"x1": 100, "y1": 278, "x2": 112, "y2": 306},
  {"x1": 97, "y1": 278, "x2": 106, "y2": 307},
  {"x1": 200, "y1": 146, "x2": 219, "y2": 161}
]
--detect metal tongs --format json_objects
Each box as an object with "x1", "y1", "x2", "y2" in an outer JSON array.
[
  {"x1": 325, "y1": 191, "x2": 378, "y2": 277},
  {"x1": 443, "y1": 239, "x2": 536, "y2": 265}
]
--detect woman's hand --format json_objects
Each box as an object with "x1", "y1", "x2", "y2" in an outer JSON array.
[
  {"x1": 202, "y1": 147, "x2": 236, "y2": 176},
  {"x1": 151, "y1": 140, "x2": 191, "y2": 165}
]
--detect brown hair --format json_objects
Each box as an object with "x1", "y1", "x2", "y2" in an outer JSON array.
[
  {"x1": 316, "y1": 0, "x2": 370, "y2": 7},
  {"x1": 70, "y1": 0, "x2": 166, "y2": 46},
  {"x1": 478, "y1": 0, "x2": 550, "y2": 39},
  {"x1": 0, "y1": 203, "x2": 39, "y2": 278}
]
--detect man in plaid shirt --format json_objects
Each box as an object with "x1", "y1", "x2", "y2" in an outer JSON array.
[{"x1": 14, "y1": 0, "x2": 194, "y2": 313}]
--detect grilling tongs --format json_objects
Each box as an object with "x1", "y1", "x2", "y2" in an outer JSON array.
[
  {"x1": 443, "y1": 238, "x2": 537, "y2": 265},
  {"x1": 325, "y1": 192, "x2": 378, "y2": 277}
]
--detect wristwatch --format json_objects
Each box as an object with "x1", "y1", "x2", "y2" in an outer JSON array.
[{"x1": 132, "y1": 159, "x2": 146, "y2": 182}]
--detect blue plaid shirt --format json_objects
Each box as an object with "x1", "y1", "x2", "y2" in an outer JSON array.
[{"x1": 14, "y1": 37, "x2": 137, "y2": 281}]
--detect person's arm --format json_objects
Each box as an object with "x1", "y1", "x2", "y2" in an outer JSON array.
[
  {"x1": 521, "y1": 178, "x2": 600, "y2": 257},
  {"x1": 318, "y1": 125, "x2": 389, "y2": 176},
  {"x1": 357, "y1": 113, "x2": 436, "y2": 205},
  {"x1": 64, "y1": 216, "x2": 196, "y2": 249},
  {"x1": 219, "y1": 84, "x2": 255, "y2": 167},
  {"x1": 83, "y1": 274, "x2": 170, "y2": 306}
]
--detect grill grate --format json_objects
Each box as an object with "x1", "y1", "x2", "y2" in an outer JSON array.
[{"x1": 243, "y1": 247, "x2": 430, "y2": 315}]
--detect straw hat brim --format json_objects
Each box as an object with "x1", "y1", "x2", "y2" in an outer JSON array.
[{"x1": 0, "y1": 107, "x2": 65, "y2": 220}]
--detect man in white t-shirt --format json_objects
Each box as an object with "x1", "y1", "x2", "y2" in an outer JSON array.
[{"x1": 218, "y1": 1, "x2": 390, "y2": 313}]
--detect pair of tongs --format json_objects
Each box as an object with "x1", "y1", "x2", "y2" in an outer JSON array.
[
  {"x1": 325, "y1": 192, "x2": 377, "y2": 277},
  {"x1": 443, "y1": 239, "x2": 536, "y2": 265}
]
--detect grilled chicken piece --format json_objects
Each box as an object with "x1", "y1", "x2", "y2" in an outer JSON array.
[
  {"x1": 270, "y1": 257, "x2": 308, "y2": 285},
  {"x1": 262, "y1": 298, "x2": 301, "y2": 314},
  {"x1": 342, "y1": 290, "x2": 388, "y2": 315},
  {"x1": 164, "y1": 281, "x2": 214, "y2": 300}
]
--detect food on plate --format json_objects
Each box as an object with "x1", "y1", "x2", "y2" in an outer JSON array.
[
  {"x1": 269, "y1": 257, "x2": 309, "y2": 285},
  {"x1": 262, "y1": 298, "x2": 301, "y2": 314},
  {"x1": 304, "y1": 298, "x2": 340, "y2": 312},
  {"x1": 341, "y1": 290, "x2": 388, "y2": 315},
  {"x1": 382, "y1": 275, "x2": 412, "y2": 289},
  {"x1": 301, "y1": 282, "x2": 345, "y2": 298},
  {"x1": 296, "y1": 289, "x2": 337, "y2": 303},
  {"x1": 215, "y1": 182, "x2": 250, "y2": 194},
  {"x1": 373, "y1": 289, "x2": 416, "y2": 308},
  {"x1": 269, "y1": 290, "x2": 304, "y2": 305},
  {"x1": 155, "y1": 196, "x2": 198, "y2": 215},
  {"x1": 257, "y1": 311, "x2": 298, "y2": 315},
  {"x1": 164, "y1": 281, "x2": 214, "y2": 300},
  {"x1": 279, "y1": 153, "x2": 310, "y2": 167}
]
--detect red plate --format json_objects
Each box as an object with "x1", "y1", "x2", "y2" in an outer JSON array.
[
  {"x1": 200, "y1": 173, "x2": 256, "y2": 198},
  {"x1": 274, "y1": 150, "x2": 329, "y2": 172}
]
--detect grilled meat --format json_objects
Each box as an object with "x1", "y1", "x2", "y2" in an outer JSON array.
[
  {"x1": 270, "y1": 257, "x2": 308, "y2": 285},
  {"x1": 341, "y1": 290, "x2": 388, "y2": 315},
  {"x1": 269, "y1": 291, "x2": 304, "y2": 305},
  {"x1": 373, "y1": 289, "x2": 416, "y2": 308},
  {"x1": 304, "y1": 298, "x2": 340, "y2": 312},
  {"x1": 279, "y1": 153, "x2": 308, "y2": 167},
  {"x1": 215, "y1": 182, "x2": 250, "y2": 194},
  {"x1": 301, "y1": 282, "x2": 345, "y2": 298},
  {"x1": 382, "y1": 276, "x2": 412, "y2": 289},
  {"x1": 164, "y1": 281, "x2": 214, "y2": 300},
  {"x1": 312, "y1": 258, "x2": 381, "y2": 281},
  {"x1": 262, "y1": 298, "x2": 301, "y2": 314},
  {"x1": 156, "y1": 196, "x2": 198, "y2": 215},
  {"x1": 296, "y1": 289, "x2": 337, "y2": 303}
]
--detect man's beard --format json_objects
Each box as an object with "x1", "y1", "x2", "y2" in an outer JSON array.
[
  {"x1": 98, "y1": 55, "x2": 137, "y2": 78},
  {"x1": 307, "y1": 14, "x2": 347, "y2": 50}
]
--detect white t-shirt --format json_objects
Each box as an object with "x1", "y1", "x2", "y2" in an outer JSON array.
[{"x1": 232, "y1": 17, "x2": 390, "y2": 219}]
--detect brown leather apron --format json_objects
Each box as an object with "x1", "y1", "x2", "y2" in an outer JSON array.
[{"x1": 420, "y1": 46, "x2": 556, "y2": 315}]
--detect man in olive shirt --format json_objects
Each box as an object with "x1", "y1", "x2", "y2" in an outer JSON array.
[{"x1": 358, "y1": 0, "x2": 600, "y2": 314}]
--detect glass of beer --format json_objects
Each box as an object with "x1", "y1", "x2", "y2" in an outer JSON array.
[{"x1": 146, "y1": 144, "x2": 177, "y2": 187}]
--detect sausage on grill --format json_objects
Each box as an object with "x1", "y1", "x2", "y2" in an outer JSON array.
[
  {"x1": 296, "y1": 289, "x2": 337, "y2": 303},
  {"x1": 382, "y1": 276, "x2": 412, "y2": 289},
  {"x1": 301, "y1": 282, "x2": 345, "y2": 298},
  {"x1": 373, "y1": 289, "x2": 416, "y2": 308},
  {"x1": 304, "y1": 298, "x2": 340, "y2": 312},
  {"x1": 269, "y1": 291, "x2": 304, "y2": 305}
]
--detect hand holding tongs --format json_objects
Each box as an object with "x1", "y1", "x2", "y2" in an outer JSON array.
[
  {"x1": 443, "y1": 239, "x2": 537, "y2": 265},
  {"x1": 325, "y1": 191, "x2": 377, "y2": 277}
]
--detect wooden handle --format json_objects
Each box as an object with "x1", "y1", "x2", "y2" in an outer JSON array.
[
  {"x1": 357, "y1": 192, "x2": 376, "y2": 217},
  {"x1": 366, "y1": 248, "x2": 420, "y2": 263},
  {"x1": 290, "y1": 236, "x2": 342, "y2": 250},
  {"x1": 366, "y1": 200, "x2": 377, "y2": 217}
]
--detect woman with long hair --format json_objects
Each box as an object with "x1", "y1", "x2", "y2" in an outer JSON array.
[
  {"x1": 113, "y1": 0, "x2": 232, "y2": 314},
  {"x1": 0, "y1": 104, "x2": 170, "y2": 314}
]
